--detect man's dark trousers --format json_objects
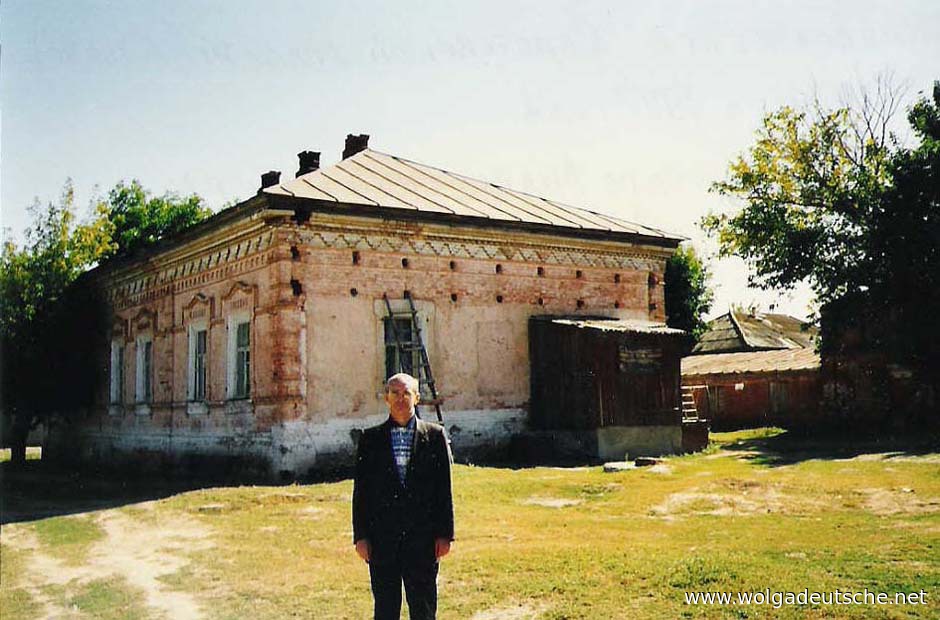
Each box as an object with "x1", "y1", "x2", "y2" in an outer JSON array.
[
  {"x1": 369, "y1": 550, "x2": 438, "y2": 620},
  {"x1": 353, "y1": 417, "x2": 454, "y2": 620}
]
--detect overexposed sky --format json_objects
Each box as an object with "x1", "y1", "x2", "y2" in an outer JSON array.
[{"x1": 3, "y1": 1, "x2": 938, "y2": 319}]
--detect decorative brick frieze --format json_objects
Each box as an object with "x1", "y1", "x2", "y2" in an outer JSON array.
[
  {"x1": 105, "y1": 231, "x2": 275, "y2": 309},
  {"x1": 279, "y1": 223, "x2": 667, "y2": 272}
]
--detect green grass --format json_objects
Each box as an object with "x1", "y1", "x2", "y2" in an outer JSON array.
[
  {"x1": 0, "y1": 543, "x2": 42, "y2": 618},
  {"x1": 3, "y1": 429, "x2": 938, "y2": 619},
  {"x1": 32, "y1": 514, "x2": 106, "y2": 565},
  {"x1": 67, "y1": 577, "x2": 151, "y2": 620},
  {"x1": 0, "y1": 446, "x2": 42, "y2": 462}
]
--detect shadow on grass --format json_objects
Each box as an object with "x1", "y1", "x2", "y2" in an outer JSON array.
[
  {"x1": 0, "y1": 460, "x2": 359, "y2": 525},
  {"x1": 1, "y1": 461, "x2": 228, "y2": 525},
  {"x1": 718, "y1": 428, "x2": 940, "y2": 467}
]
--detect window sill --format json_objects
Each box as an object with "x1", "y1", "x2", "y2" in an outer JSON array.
[
  {"x1": 108, "y1": 404, "x2": 124, "y2": 417},
  {"x1": 186, "y1": 401, "x2": 209, "y2": 416},
  {"x1": 134, "y1": 403, "x2": 152, "y2": 416},
  {"x1": 224, "y1": 399, "x2": 253, "y2": 415}
]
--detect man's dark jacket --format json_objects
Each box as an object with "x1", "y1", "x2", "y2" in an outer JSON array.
[{"x1": 353, "y1": 417, "x2": 454, "y2": 566}]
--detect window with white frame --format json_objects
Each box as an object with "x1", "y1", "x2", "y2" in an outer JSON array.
[
  {"x1": 110, "y1": 341, "x2": 125, "y2": 404},
  {"x1": 136, "y1": 336, "x2": 153, "y2": 403},
  {"x1": 189, "y1": 327, "x2": 208, "y2": 401},
  {"x1": 228, "y1": 318, "x2": 251, "y2": 399}
]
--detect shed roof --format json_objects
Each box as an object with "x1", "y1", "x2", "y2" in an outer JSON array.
[
  {"x1": 548, "y1": 318, "x2": 687, "y2": 335},
  {"x1": 682, "y1": 348, "x2": 820, "y2": 376},
  {"x1": 265, "y1": 149, "x2": 680, "y2": 241},
  {"x1": 691, "y1": 309, "x2": 816, "y2": 354}
]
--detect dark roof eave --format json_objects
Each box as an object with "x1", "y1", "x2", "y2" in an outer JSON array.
[{"x1": 266, "y1": 194, "x2": 683, "y2": 250}]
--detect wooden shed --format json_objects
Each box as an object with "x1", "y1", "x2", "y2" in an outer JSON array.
[{"x1": 528, "y1": 316, "x2": 693, "y2": 459}]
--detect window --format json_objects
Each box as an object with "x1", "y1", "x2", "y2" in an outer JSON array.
[
  {"x1": 384, "y1": 316, "x2": 420, "y2": 380},
  {"x1": 110, "y1": 341, "x2": 124, "y2": 404},
  {"x1": 189, "y1": 328, "x2": 208, "y2": 401},
  {"x1": 228, "y1": 320, "x2": 251, "y2": 399},
  {"x1": 375, "y1": 300, "x2": 435, "y2": 400},
  {"x1": 136, "y1": 337, "x2": 153, "y2": 403}
]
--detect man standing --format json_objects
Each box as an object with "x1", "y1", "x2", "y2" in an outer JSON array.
[{"x1": 353, "y1": 373, "x2": 454, "y2": 620}]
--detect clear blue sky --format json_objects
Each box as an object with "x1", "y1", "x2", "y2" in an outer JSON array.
[{"x1": 3, "y1": 1, "x2": 938, "y2": 319}]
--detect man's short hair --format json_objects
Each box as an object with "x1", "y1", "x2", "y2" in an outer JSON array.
[{"x1": 385, "y1": 373, "x2": 419, "y2": 394}]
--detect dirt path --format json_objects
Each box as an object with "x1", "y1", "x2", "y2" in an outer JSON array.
[{"x1": 3, "y1": 507, "x2": 213, "y2": 619}]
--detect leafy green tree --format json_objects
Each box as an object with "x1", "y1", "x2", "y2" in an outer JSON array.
[
  {"x1": 705, "y1": 79, "x2": 940, "y2": 389},
  {"x1": 1, "y1": 179, "x2": 213, "y2": 464},
  {"x1": 103, "y1": 180, "x2": 212, "y2": 258},
  {"x1": 1, "y1": 181, "x2": 113, "y2": 464},
  {"x1": 664, "y1": 244, "x2": 714, "y2": 340},
  {"x1": 703, "y1": 84, "x2": 900, "y2": 307},
  {"x1": 852, "y1": 83, "x2": 940, "y2": 371}
]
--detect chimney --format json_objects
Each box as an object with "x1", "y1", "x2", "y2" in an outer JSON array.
[
  {"x1": 296, "y1": 151, "x2": 320, "y2": 177},
  {"x1": 342, "y1": 133, "x2": 370, "y2": 159},
  {"x1": 260, "y1": 170, "x2": 281, "y2": 190}
]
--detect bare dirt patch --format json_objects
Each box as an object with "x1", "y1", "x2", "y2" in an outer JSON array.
[
  {"x1": 3, "y1": 508, "x2": 213, "y2": 619},
  {"x1": 859, "y1": 488, "x2": 940, "y2": 516},
  {"x1": 649, "y1": 481, "x2": 824, "y2": 519},
  {"x1": 522, "y1": 497, "x2": 583, "y2": 508},
  {"x1": 471, "y1": 601, "x2": 550, "y2": 619},
  {"x1": 704, "y1": 449, "x2": 762, "y2": 460}
]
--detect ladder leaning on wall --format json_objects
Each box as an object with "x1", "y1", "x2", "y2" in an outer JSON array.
[{"x1": 383, "y1": 293, "x2": 444, "y2": 423}]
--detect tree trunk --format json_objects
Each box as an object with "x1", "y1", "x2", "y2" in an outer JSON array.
[
  {"x1": 9, "y1": 437, "x2": 27, "y2": 466},
  {"x1": 8, "y1": 413, "x2": 31, "y2": 467}
]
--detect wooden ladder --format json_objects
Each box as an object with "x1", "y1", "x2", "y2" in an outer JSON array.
[
  {"x1": 681, "y1": 385, "x2": 701, "y2": 421},
  {"x1": 383, "y1": 294, "x2": 444, "y2": 423}
]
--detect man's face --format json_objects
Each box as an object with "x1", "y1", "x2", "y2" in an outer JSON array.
[{"x1": 385, "y1": 379, "x2": 419, "y2": 420}]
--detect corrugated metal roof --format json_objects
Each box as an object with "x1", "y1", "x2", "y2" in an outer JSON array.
[
  {"x1": 691, "y1": 314, "x2": 742, "y2": 353},
  {"x1": 266, "y1": 149, "x2": 680, "y2": 240},
  {"x1": 691, "y1": 309, "x2": 816, "y2": 354},
  {"x1": 736, "y1": 311, "x2": 815, "y2": 349},
  {"x1": 682, "y1": 348, "x2": 820, "y2": 376},
  {"x1": 551, "y1": 318, "x2": 687, "y2": 335}
]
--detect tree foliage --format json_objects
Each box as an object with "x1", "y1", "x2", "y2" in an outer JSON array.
[
  {"x1": 664, "y1": 244, "x2": 714, "y2": 341},
  {"x1": 703, "y1": 81, "x2": 902, "y2": 307},
  {"x1": 1, "y1": 179, "x2": 212, "y2": 463},
  {"x1": 103, "y1": 180, "x2": 212, "y2": 258},
  {"x1": 705, "y1": 79, "x2": 940, "y2": 379},
  {"x1": 1, "y1": 181, "x2": 114, "y2": 461},
  {"x1": 851, "y1": 83, "x2": 940, "y2": 370}
]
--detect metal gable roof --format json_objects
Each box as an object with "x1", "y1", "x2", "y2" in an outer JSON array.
[
  {"x1": 682, "y1": 348, "x2": 821, "y2": 376},
  {"x1": 265, "y1": 149, "x2": 681, "y2": 241},
  {"x1": 691, "y1": 309, "x2": 817, "y2": 354}
]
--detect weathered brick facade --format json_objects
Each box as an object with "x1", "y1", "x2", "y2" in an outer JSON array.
[{"x1": 60, "y1": 145, "x2": 680, "y2": 478}]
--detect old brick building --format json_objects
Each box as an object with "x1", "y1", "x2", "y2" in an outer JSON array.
[
  {"x1": 60, "y1": 135, "x2": 684, "y2": 477},
  {"x1": 682, "y1": 309, "x2": 820, "y2": 430}
]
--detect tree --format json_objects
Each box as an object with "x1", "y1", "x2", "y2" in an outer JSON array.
[
  {"x1": 705, "y1": 79, "x2": 940, "y2": 386},
  {"x1": 858, "y1": 83, "x2": 940, "y2": 372},
  {"x1": 1, "y1": 179, "x2": 213, "y2": 464},
  {"x1": 103, "y1": 180, "x2": 212, "y2": 259},
  {"x1": 703, "y1": 80, "x2": 902, "y2": 308},
  {"x1": 664, "y1": 244, "x2": 714, "y2": 340},
  {"x1": 0, "y1": 181, "x2": 113, "y2": 464}
]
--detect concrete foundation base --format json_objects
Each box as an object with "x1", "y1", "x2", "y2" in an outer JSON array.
[
  {"x1": 510, "y1": 425, "x2": 683, "y2": 462},
  {"x1": 49, "y1": 408, "x2": 528, "y2": 481}
]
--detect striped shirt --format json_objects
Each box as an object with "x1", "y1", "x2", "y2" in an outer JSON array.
[{"x1": 390, "y1": 415, "x2": 416, "y2": 485}]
